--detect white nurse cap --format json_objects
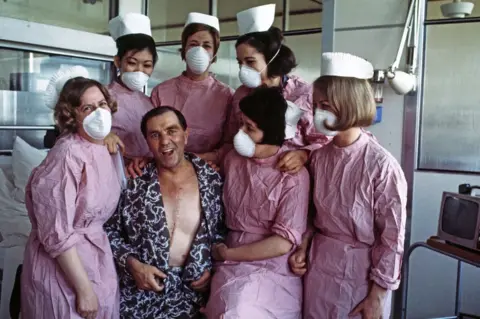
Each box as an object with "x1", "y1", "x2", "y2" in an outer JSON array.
[
  {"x1": 321, "y1": 52, "x2": 374, "y2": 80},
  {"x1": 237, "y1": 4, "x2": 276, "y2": 35},
  {"x1": 44, "y1": 66, "x2": 90, "y2": 110},
  {"x1": 109, "y1": 12, "x2": 152, "y2": 41},
  {"x1": 185, "y1": 12, "x2": 220, "y2": 32},
  {"x1": 285, "y1": 101, "x2": 304, "y2": 140}
]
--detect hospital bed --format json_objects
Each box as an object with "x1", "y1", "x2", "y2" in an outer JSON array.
[{"x1": 0, "y1": 136, "x2": 47, "y2": 319}]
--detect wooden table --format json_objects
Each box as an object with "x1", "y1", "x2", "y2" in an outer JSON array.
[{"x1": 401, "y1": 236, "x2": 480, "y2": 319}]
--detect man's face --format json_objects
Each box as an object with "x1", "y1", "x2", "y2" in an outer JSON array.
[{"x1": 145, "y1": 111, "x2": 188, "y2": 169}]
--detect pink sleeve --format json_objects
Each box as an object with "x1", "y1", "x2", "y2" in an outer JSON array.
[
  {"x1": 294, "y1": 93, "x2": 331, "y2": 153},
  {"x1": 370, "y1": 161, "x2": 408, "y2": 290},
  {"x1": 150, "y1": 85, "x2": 161, "y2": 107},
  {"x1": 271, "y1": 171, "x2": 310, "y2": 246},
  {"x1": 28, "y1": 152, "x2": 83, "y2": 258}
]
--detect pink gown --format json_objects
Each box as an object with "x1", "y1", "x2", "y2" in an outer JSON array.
[
  {"x1": 21, "y1": 134, "x2": 122, "y2": 319},
  {"x1": 150, "y1": 73, "x2": 234, "y2": 154},
  {"x1": 108, "y1": 81, "x2": 153, "y2": 158},
  {"x1": 204, "y1": 147, "x2": 310, "y2": 319},
  {"x1": 304, "y1": 132, "x2": 408, "y2": 319},
  {"x1": 221, "y1": 75, "x2": 329, "y2": 159}
]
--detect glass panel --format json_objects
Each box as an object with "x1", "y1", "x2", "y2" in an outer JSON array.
[
  {"x1": 0, "y1": 0, "x2": 110, "y2": 34},
  {"x1": 427, "y1": 0, "x2": 480, "y2": 20},
  {"x1": 218, "y1": 0, "x2": 284, "y2": 36},
  {"x1": 0, "y1": 47, "x2": 112, "y2": 150},
  {"x1": 210, "y1": 40, "x2": 242, "y2": 89},
  {"x1": 146, "y1": 45, "x2": 183, "y2": 96},
  {"x1": 419, "y1": 22, "x2": 480, "y2": 172},
  {"x1": 286, "y1": 0, "x2": 322, "y2": 31},
  {"x1": 149, "y1": 0, "x2": 210, "y2": 43}
]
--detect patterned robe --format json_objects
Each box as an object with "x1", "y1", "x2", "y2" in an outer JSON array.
[{"x1": 105, "y1": 153, "x2": 226, "y2": 319}]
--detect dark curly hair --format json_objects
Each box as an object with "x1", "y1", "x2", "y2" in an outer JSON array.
[{"x1": 54, "y1": 77, "x2": 118, "y2": 134}]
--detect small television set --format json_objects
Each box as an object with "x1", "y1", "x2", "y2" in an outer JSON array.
[{"x1": 437, "y1": 192, "x2": 480, "y2": 252}]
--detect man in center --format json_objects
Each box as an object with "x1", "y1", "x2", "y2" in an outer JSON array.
[{"x1": 105, "y1": 106, "x2": 226, "y2": 319}]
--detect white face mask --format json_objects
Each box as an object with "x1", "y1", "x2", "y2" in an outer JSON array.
[
  {"x1": 83, "y1": 108, "x2": 112, "y2": 140},
  {"x1": 185, "y1": 46, "x2": 213, "y2": 75},
  {"x1": 121, "y1": 71, "x2": 150, "y2": 92},
  {"x1": 314, "y1": 109, "x2": 338, "y2": 136},
  {"x1": 233, "y1": 129, "x2": 256, "y2": 158},
  {"x1": 238, "y1": 45, "x2": 283, "y2": 88},
  {"x1": 238, "y1": 65, "x2": 263, "y2": 88}
]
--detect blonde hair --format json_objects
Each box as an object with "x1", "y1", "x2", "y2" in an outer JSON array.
[{"x1": 313, "y1": 76, "x2": 376, "y2": 131}]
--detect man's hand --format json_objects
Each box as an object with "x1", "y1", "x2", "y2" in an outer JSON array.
[
  {"x1": 191, "y1": 270, "x2": 211, "y2": 292},
  {"x1": 127, "y1": 257, "x2": 167, "y2": 292}
]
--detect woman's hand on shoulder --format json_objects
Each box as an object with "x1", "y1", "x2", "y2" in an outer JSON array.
[
  {"x1": 276, "y1": 150, "x2": 309, "y2": 174},
  {"x1": 104, "y1": 132, "x2": 125, "y2": 155},
  {"x1": 126, "y1": 157, "x2": 150, "y2": 178}
]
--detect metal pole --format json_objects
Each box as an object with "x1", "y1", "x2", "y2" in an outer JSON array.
[
  {"x1": 0, "y1": 126, "x2": 55, "y2": 130},
  {"x1": 455, "y1": 261, "x2": 462, "y2": 316},
  {"x1": 282, "y1": 0, "x2": 290, "y2": 31},
  {"x1": 321, "y1": 0, "x2": 335, "y2": 53},
  {"x1": 209, "y1": 0, "x2": 218, "y2": 16},
  {"x1": 109, "y1": 0, "x2": 119, "y2": 19}
]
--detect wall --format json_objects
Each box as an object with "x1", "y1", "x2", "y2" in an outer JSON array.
[
  {"x1": 0, "y1": 0, "x2": 109, "y2": 33},
  {"x1": 329, "y1": 0, "x2": 408, "y2": 162},
  {"x1": 328, "y1": 1, "x2": 480, "y2": 318},
  {"x1": 407, "y1": 18, "x2": 480, "y2": 319}
]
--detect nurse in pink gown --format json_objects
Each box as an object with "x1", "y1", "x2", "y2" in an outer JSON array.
[
  {"x1": 104, "y1": 13, "x2": 157, "y2": 159},
  {"x1": 150, "y1": 13, "x2": 233, "y2": 161},
  {"x1": 218, "y1": 4, "x2": 329, "y2": 174},
  {"x1": 204, "y1": 87, "x2": 309, "y2": 319},
  {"x1": 289, "y1": 53, "x2": 408, "y2": 319},
  {"x1": 21, "y1": 69, "x2": 121, "y2": 319}
]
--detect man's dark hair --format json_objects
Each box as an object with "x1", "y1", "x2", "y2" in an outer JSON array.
[
  {"x1": 141, "y1": 106, "x2": 188, "y2": 137},
  {"x1": 239, "y1": 86, "x2": 287, "y2": 146}
]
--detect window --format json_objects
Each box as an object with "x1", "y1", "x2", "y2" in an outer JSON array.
[
  {"x1": 0, "y1": 48, "x2": 112, "y2": 151},
  {"x1": 0, "y1": 0, "x2": 110, "y2": 34},
  {"x1": 419, "y1": 22, "x2": 480, "y2": 172},
  {"x1": 148, "y1": 0, "x2": 210, "y2": 42}
]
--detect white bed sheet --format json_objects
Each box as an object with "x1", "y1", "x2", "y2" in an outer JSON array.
[
  {"x1": 0, "y1": 157, "x2": 29, "y2": 316},
  {"x1": 0, "y1": 165, "x2": 30, "y2": 249}
]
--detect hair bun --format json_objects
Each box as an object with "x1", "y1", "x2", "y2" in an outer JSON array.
[{"x1": 267, "y1": 26, "x2": 284, "y2": 43}]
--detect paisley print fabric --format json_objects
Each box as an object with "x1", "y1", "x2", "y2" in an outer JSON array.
[{"x1": 105, "y1": 153, "x2": 226, "y2": 319}]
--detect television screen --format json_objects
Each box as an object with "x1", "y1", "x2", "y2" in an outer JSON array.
[{"x1": 441, "y1": 195, "x2": 478, "y2": 240}]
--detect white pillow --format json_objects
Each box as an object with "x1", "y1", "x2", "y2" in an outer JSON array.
[{"x1": 11, "y1": 137, "x2": 48, "y2": 203}]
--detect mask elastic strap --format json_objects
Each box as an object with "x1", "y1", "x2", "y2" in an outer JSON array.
[
  {"x1": 259, "y1": 42, "x2": 283, "y2": 74},
  {"x1": 209, "y1": 53, "x2": 218, "y2": 64}
]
